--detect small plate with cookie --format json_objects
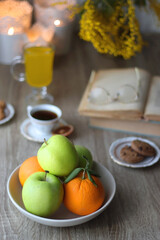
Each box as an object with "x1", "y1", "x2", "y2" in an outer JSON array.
[
  {"x1": 109, "y1": 137, "x2": 160, "y2": 168},
  {"x1": 0, "y1": 101, "x2": 15, "y2": 125}
]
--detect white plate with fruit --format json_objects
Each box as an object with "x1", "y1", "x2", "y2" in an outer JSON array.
[{"x1": 7, "y1": 135, "x2": 116, "y2": 227}]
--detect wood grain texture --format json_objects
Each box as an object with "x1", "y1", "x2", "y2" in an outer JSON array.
[{"x1": 1, "y1": 34, "x2": 160, "y2": 240}]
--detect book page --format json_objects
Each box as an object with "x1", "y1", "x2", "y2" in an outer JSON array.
[
  {"x1": 144, "y1": 76, "x2": 160, "y2": 121},
  {"x1": 78, "y1": 68, "x2": 151, "y2": 119}
]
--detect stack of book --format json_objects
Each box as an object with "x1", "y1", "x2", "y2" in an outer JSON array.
[{"x1": 78, "y1": 68, "x2": 160, "y2": 137}]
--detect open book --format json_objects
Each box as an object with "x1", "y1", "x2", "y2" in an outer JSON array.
[{"x1": 78, "y1": 68, "x2": 160, "y2": 121}]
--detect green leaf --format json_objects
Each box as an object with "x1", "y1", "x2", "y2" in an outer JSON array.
[
  {"x1": 87, "y1": 170, "x2": 97, "y2": 187},
  {"x1": 64, "y1": 168, "x2": 83, "y2": 183},
  {"x1": 88, "y1": 169, "x2": 101, "y2": 178}
]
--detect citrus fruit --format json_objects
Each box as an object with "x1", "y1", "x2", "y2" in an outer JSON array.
[
  {"x1": 63, "y1": 172, "x2": 105, "y2": 215},
  {"x1": 19, "y1": 156, "x2": 45, "y2": 186}
]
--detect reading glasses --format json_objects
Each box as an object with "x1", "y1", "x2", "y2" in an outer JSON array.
[{"x1": 88, "y1": 68, "x2": 140, "y2": 105}]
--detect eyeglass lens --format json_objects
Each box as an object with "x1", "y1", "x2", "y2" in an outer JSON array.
[
  {"x1": 88, "y1": 84, "x2": 138, "y2": 105},
  {"x1": 116, "y1": 84, "x2": 138, "y2": 103}
]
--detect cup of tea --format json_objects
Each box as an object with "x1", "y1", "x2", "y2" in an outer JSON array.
[{"x1": 27, "y1": 104, "x2": 62, "y2": 134}]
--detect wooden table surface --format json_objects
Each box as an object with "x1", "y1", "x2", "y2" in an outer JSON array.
[{"x1": 1, "y1": 34, "x2": 160, "y2": 240}]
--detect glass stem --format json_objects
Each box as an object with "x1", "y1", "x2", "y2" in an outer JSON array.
[
  {"x1": 41, "y1": 86, "x2": 47, "y2": 98},
  {"x1": 31, "y1": 87, "x2": 47, "y2": 99},
  {"x1": 26, "y1": 87, "x2": 54, "y2": 105}
]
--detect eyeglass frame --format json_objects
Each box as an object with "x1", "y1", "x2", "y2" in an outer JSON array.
[{"x1": 87, "y1": 67, "x2": 141, "y2": 105}]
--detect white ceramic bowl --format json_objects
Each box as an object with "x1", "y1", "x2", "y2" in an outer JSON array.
[{"x1": 7, "y1": 161, "x2": 116, "y2": 227}]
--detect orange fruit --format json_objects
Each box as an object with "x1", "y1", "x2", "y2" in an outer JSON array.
[
  {"x1": 63, "y1": 173, "x2": 105, "y2": 216},
  {"x1": 19, "y1": 156, "x2": 45, "y2": 186}
]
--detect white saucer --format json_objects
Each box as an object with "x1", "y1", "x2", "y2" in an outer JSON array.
[
  {"x1": 109, "y1": 137, "x2": 160, "y2": 168},
  {"x1": 0, "y1": 103, "x2": 15, "y2": 125},
  {"x1": 20, "y1": 118, "x2": 69, "y2": 143}
]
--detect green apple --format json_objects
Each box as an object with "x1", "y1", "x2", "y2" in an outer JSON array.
[
  {"x1": 22, "y1": 171, "x2": 64, "y2": 217},
  {"x1": 75, "y1": 145, "x2": 93, "y2": 168},
  {"x1": 37, "y1": 135, "x2": 79, "y2": 176}
]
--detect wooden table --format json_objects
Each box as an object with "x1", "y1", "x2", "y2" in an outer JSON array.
[{"x1": 1, "y1": 34, "x2": 160, "y2": 240}]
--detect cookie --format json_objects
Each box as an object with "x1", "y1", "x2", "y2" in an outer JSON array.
[
  {"x1": 131, "y1": 140, "x2": 156, "y2": 157},
  {"x1": 0, "y1": 100, "x2": 6, "y2": 109},
  {"x1": 0, "y1": 109, "x2": 5, "y2": 120},
  {"x1": 120, "y1": 145, "x2": 144, "y2": 163}
]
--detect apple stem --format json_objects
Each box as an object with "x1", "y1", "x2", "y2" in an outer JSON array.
[
  {"x1": 44, "y1": 138, "x2": 48, "y2": 145},
  {"x1": 45, "y1": 170, "x2": 49, "y2": 181}
]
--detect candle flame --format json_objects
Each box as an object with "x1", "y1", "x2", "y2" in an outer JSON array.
[
  {"x1": 54, "y1": 19, "x2": 61, "y2": 26},
  {"x1": 8, "y1": 27, "x2": 14, "y2": 35}
]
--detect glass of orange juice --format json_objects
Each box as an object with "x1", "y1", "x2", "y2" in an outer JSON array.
[{"x1": 10, "y1": 42, "x2": 55, "y2": 105}]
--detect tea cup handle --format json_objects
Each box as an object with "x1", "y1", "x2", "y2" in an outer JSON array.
[{"x1": 27, "y1": 105, "x2": 33, "y2": 117}]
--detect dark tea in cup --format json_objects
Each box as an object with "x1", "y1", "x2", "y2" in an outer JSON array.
[{"x1": 31, "y1": 110, "x2": 58, "y2": 121}]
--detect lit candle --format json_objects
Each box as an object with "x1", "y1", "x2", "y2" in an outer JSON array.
[
  {"x1": 0, "y1": 0, "x2": 33, "y2": 64},
  {"x1": 52, "y1": 19, "x2": 74, "y2": 55},
  {"x1": 34, "y1": 1, "x2": 75, "y2": 55},
  {"x1": 0, "y1": 27, "x2": 25, "y2": 65}
]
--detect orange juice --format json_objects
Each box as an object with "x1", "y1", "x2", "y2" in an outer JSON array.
[{"x1": 24, "y1": 46, "x2": 54, "y2": 88}]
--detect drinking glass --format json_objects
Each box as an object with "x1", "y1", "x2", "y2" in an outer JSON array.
[{"x1": 10, "y1": 42, "x2": 55, "y2": 105}]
